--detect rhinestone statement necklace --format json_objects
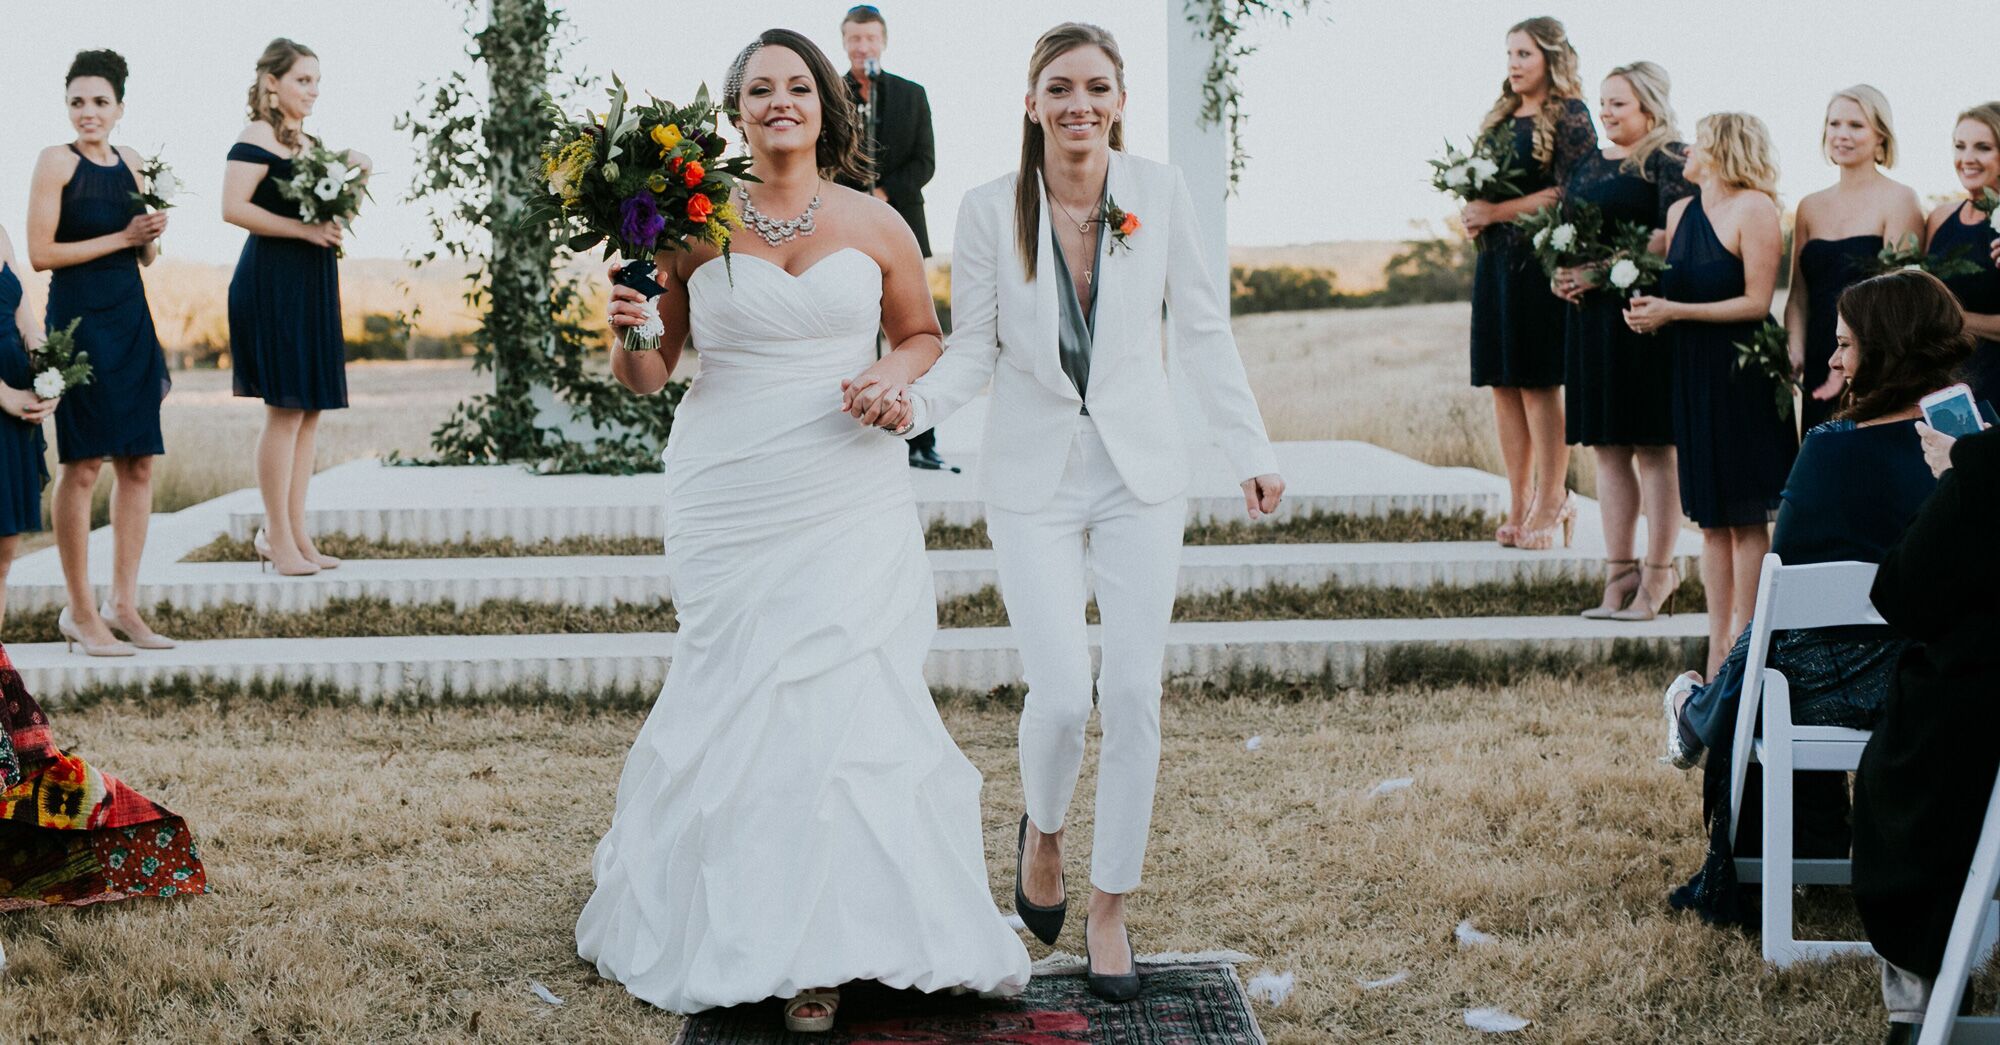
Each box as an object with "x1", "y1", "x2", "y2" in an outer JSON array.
[{"x1": 740, "y1": 183, "x2": 822, "y2": 246}]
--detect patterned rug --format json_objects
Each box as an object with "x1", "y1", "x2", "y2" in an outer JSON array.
[{"x1": 675, "y1": 954, "x2": 1267, "y2": 1044}]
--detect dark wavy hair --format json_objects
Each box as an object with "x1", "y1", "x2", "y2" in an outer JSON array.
[
  {"x1": 66, "y1": 49, "x2": 129, "y2": 101},
  {"x1": 1834, "y1": 270, "x2": 1976, "y2": 422},
  {"x1": 723, "y1": 29, "x2": 871, "y2": 185}
]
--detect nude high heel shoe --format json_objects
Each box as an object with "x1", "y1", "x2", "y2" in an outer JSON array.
[
  {"x1": 100, "y1": 602, "x2": 177, "y2": 650},
  {"x1": 254, "y1": 528, "x2": 320, "y2": 577},
  {"x1": 58, "y1": 607, "x2": 135, "y2": 657},
  {"x1": 1580, "y1": 559, "x2": 1640, "y2": 620},
  {"x1": 1611, "y1": 561, "x2": 1682, "y2": 621},
  {"x1": 1514, "y1": 492, "x2": 1576, "y2": 551}
]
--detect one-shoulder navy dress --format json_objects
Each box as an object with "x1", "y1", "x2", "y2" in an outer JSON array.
[
  {"x1": 1562, "y1": 145, "x2": 1693, "y2": 445},
  {"x1": 1469, "y1": 98, "x2": 1597, "y2": 389},
  {"x1": 1796, "y1": 234, "x2": 1879, "y2": 431},
  {"x1": 0, "y1": 264, "x2": 48, "y2": 536},
  {"x1": 1661, "y1": 192, "x2": 1797, "y2": 529},
  {"x1": 227, "y1": 142, "x2": 346, "y2": 411},
  {"x1": 47, "y1": 145, "x2": 170, "y2": 462},
  {"x1": 1928, "y1": 204, "x2": 2000, "y2": 400}
]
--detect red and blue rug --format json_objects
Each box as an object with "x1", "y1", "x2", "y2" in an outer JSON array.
[{"x1": 675, "y1": 955, "x2": 1267, "y2": 1044}]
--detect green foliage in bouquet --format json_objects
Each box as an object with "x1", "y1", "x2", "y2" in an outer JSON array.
[
  {"x1": 1515, "y1": 199, "x2": 1607, "y2": 277},
  {"x1": 1601, "y1": 220, "x2": 1670, "y2": 300},
  {"x1": 1429, "y1": 129, "x2": 1528, "y2": 204},
  {"x1": 1733, "y1": 319, "x2": 1797, "y2": 422},
  {"x1": 29, "y1": 318, "x2": 94, "y2": 400},
  {"x1": 1866, "y1": 232, "x2": 1980, "y2": 281}
]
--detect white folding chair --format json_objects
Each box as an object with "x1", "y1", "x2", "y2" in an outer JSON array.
[
  {"x1": 1725, "y1": 554, "x2": 1882, "y2": 966},
  {"x1": 1918, "y1": 770, "x2": 2000, "y2": 1045}
]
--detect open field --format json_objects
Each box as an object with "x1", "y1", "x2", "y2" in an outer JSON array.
[{"x1": 0, "y1": 668, "x2": 1935, "y2": 1043}]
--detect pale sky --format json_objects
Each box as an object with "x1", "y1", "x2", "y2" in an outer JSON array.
[{"x1": 0, "y1": 1, "x2": 1987, "y2": 267}]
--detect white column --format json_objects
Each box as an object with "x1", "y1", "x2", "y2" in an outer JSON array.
[{"x1": 1166, "y1": 0, "x2": 1229, "y2": 291}]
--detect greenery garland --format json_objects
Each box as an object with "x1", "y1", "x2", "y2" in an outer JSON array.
[
  {"x1": 1182, "y1": 0, "x2": 1318, "y2": 191},
  {"x1": 394, "y1": 0, "x2": 685, "y2": 475}
]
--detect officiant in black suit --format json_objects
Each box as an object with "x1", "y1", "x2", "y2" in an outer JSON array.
[{"x1": 837, "y1": 4, "x2": 950, "y2": 471}]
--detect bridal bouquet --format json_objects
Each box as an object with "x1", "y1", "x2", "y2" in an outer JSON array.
[
  {"x1": 28, "y1": 319, "x2": 93, "y2": 401},
  {"x1": 1429, "y1": 130, "x2": 1528, "y2": 203},
  {"x1": 129, "y1": 152, "x2": 180, "y2": 212},
  {"x1": 1867, "y1": 232, "x2": 1980, "y2": 280},
  {"x1": 277, "y1": 142, "x2": 371, "y2": 256},
  {"x1": 1602, "y1": 221, "x2": 1670, "y2": 300},
  {"x1": 1734, "y1": 319, "x2": 1797, "y2": 422},
  {"x1": 1516, "y1": 200, "x2": 1608, "y2": 279},
  {"x1": 1976, "y1": 187, "x2": 2000, "y2": 227},
  {"x1": 531, "y1": 75, "x2": 754, "y2": 352}
]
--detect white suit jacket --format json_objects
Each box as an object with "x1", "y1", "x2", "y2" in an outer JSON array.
[{"x1": 905, "y1": 151, "x2": 1279, "y2": 514}]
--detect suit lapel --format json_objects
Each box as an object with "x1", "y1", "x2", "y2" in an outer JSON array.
[
  {"x1": 1095, "y1": 151, "x2": 1128, "y2": 361},
  {"x1": 1028, "y1": 169, "x2": 1075, "y2": 400}
]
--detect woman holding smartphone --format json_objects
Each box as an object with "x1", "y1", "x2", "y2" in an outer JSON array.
[{"x1": 26, "y1": 49, "x2": 172, "y2": 657}]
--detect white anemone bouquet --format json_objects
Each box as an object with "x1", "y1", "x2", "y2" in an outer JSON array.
[
  {"x1": 130, "y1": 152, "x2": 180, "y2": 211},
  {"x1": 277, "y1": 142, "x2": 371, "y2": 256},
  {"x1": 1429, "y1": 131, "x2": 1527, "y2": 203},
  {"x1": 28, "y1": 319, "x2": 93, "y2": 402}
]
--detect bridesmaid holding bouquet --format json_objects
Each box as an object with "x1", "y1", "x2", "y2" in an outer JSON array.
[
  {"x1": 223, "y1": 38, "x2": 368, "y2": 577},
  {"x1": 26, "y1": 50, "x2": 173, "y2": 657},
  {"x1": 1786, "y1": 85, "x2": 1923, "y2": 431},
  {"x1": 1625, "y1": 114, "x2": 1796, "y2": 676},
  {"x1": 1554, "y1": 61, "x2": 1692, "y2": 621},
  {"x1": 1924, "y1": 102, "x2": 2000, "y2": 400},
  {"x1": 0, "y1": 226, "x2": 58, "y2": 633},
  {"x1": 1461, "y1": 16, "x2": 1596, "y2": 552}
]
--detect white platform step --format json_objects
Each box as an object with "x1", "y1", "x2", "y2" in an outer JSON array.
[
  {"x1": 3, "y1": 538, "x2": 1702, "y2": 616},
  {"x1": 11, "y1": 614, "x2": 1709, "y2": 703},
  {"x1": 220, "y1": 443, "x2": 1507, "y2": 542}
]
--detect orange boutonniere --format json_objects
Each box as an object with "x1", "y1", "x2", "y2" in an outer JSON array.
[{"x1": 1103, "y1": 195, "x2": 1139, "y2": 254}]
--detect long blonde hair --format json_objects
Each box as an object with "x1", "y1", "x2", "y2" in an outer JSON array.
[
  {"x1": 1696, "y1": 112, "x2": 1780, "y2": 197},
  {"x1": 1479, "y1": 17, "x2": 1583, "y2": 171},
  {"x1": 1606, "y1": 62, "x2": 1679, "y2": 180},
  {"x1": 1823, "y1": 84, "x2": 1898, "y2": 168},
  {"x1": 247, "y1": 38, "x2": 317, "y2": 151},
  {"x1": 1014, "y1": 23, "x2": 1126, "y2": 281}
]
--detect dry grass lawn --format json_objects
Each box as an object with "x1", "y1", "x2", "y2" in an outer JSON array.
[{"x1": 1, "y1": 669, "x2": 1941, "y2": 1044}]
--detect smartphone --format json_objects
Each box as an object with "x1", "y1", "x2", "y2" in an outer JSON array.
[{"x1": 1920, "y1": 383, "x2": 1985, "y2": 439}]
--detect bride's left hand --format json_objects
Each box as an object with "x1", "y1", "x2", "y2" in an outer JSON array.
[{"x1": 841, "y1": 374, "x2": 913, "y2": 432}]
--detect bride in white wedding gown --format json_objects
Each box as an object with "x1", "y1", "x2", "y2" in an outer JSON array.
[{"x1": 574, "y1": 30, "x2": 1030, "y2": 1032}]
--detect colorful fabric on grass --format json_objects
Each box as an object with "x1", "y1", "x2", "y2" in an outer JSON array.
[{"x1": 0, "y1": 645, "x2": 207, "y2": 910}]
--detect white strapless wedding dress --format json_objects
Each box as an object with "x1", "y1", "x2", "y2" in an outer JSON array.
[{"x1": 575, "y1": 248, "x2": 1031, "y2": 1013}]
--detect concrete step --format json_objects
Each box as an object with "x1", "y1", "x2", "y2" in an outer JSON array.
[
  {"x1": 220, "y1": 442, "x2": 1508, "y2": 542},
  {"x1": 3, "y1": 541, "x2": 1703, "y2": 616},
  {"x1": 11, "y1": 613, "x2": 1709, "y2": 703}
]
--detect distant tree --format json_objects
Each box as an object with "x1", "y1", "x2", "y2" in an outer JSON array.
[
  {"x1": 1379, "y1": 232, "x2": 1476, "y2": 305},
  {"x1": 1231, "y1": 265, "x2": 1339, "y2": 314}
]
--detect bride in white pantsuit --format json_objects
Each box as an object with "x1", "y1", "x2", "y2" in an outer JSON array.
[{"x1": 843, "y1": 22, "x2": 1284, "y2": 1003}]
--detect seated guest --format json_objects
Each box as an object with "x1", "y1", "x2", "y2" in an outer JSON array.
[
  {"x1": 1853, "y1": 421, "x2": 1998, "y2": 1044},
  {"x1": 1659, "y1": 270, "x2": 1994, "y2": 927},
  {"x1": 0, "y1": 643, "x2": 208, "y2": 909}
]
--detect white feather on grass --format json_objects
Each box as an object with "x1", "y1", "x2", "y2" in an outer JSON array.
[
  {"x1": 1245, "y1": 969, "x2": 1294, "y2": 1006},
  {"x1": 1369, "y1": 777, "x2": 1414, "y2": 797},
  {"x1": 1245, "y1": 735, "x2": 1264, "y2": 751},
  {"x1": 1465, "y1": 1007, "x2": 1531, "y2": 1032},
  {"x1": 1356, "y1": 970, "x2": 1409, "y2": 990},
  {"x1": 1455, "y1": 919, "x2": 1497, "y2": 947},
  {"x1": 528, "y1": 980, "x2": 565, "y2": 1006}
]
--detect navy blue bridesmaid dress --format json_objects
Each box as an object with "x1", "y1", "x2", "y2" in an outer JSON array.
[
  {"x1": 227, "y1": 142, "x2": 346, "y2": 411},
  {"x1": 1796, "y1": 234, "x2": 1880, "y2": 431},
  {"x1": 1660, "y1": 192, "x2": 1797, "y2": 528},
  {"x1": 46, "y1": 145, "x2": 169, "y2": 462},
  {"x1": 1469, "y1": 97, "x2": 1598, "y2": 389},
  {"x1": 1928, "y1": 203, "x2": 2000, "y2": 400},
  {"x1": 1562, "y1": 144, "x2": 1694, "y2": 445},
  {"x1": 0, "y1": 263, "x2": 48, "y2": 536}
]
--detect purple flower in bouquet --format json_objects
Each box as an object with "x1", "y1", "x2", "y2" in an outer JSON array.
[{"x1": 618, "y1": 193, "x2": 666, "y2": 251}]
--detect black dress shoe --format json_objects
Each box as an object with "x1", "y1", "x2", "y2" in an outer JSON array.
[
  {"x1": 1084, "y1": 918, "x2": 1141, "y2": 1003},
  {"x1": 1013, "y1": 814, "x2": 1066, "y2": 946},
  {"x1": 908, "y1": 445, "x2": 957, "y2": 472}
]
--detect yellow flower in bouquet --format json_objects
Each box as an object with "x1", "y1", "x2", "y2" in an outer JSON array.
[
  {"x1": 652, "y1": 123, "x2": 682, "y2": 156},
  {"x1": 543, "y1": 135, "x2": 596, "y2": 206}
]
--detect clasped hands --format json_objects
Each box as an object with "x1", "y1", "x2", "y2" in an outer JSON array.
[{"x1": 839, "y1": 364, "x2": 914, "y2": 434}]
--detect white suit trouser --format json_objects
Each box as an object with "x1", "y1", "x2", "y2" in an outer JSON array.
[{"x1": 986, "y1": 418, "x2": 1185, "y2": 895}]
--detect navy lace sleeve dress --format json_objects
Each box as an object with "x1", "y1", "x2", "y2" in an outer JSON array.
[
  {"x1": 1659, "y1": 191, "x2": 1798, "y2": 529},
  {"x1": 1470, "y1": 97, "x2": 1597, "y2": 388},
  {"x1": 46, "y1": 145, "x2": 169, "y2": 462},
  {"x1": 1796, "y1": 231, "x2": 1881, "y2": 432},
  {"x1": 0, "y1": 263, "x2": 48, "y2": 537},
  {"x1": 1563, "y1": 144, "x2": 1694, "y2": 445},
  {"x1": 1927, "y1": 202, "x2": 2000, "y2": 400},
  {"x1": 227, "y1": 142, "x2": 347, "y2": 411}
]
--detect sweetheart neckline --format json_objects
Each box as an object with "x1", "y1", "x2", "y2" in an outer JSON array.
[{"x1": 691, "y1": 246, "x2": 875, "y2": 285}]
